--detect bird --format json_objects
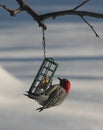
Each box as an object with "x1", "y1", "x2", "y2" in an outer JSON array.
[{"x1": 36, "y1": 77, "x2": 71, "y2": 112}]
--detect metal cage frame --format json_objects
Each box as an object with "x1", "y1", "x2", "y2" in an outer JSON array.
[{"x1": 28, "y1": 57, "x2": 58, "y2": 95}]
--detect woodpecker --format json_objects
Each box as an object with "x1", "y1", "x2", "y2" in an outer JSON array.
[{"x1": 36, "y1": 78, "x2": 71, "y2": 112}]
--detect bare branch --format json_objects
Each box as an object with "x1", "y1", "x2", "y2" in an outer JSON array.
[
  {"x1": 0, "y1": 0, "x2": 103, "y2": 36},
  {"x1": 16, "y1": 0, "x2": 47, "y2": 30},
  {"x1": 0, "y1": 3, "x2": 22, "y2": 16},
  {"x1": 0, "y1": 0, "x2": 47, "y2": 30},
  {"x1": 81, "y1": 16, "x2": 99, "y2": 37},
  {"x1": 40, "y1": 10, "x2": 103, "y2": 21},
  {"x1": 73, "y1": 0, "x2": 90, "y2": 10}
]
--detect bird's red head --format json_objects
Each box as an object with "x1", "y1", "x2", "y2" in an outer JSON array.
[
  {"x1": 65, "y1": 80, "x2": 71, "y2": 93},
  {"x1": 58, "y1": 78, "x2": 71, "y2": 93}
]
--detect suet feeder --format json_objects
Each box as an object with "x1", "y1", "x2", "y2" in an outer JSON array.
[{"x1": 28, "y1": 57, "x2": 58, "y2": 95}]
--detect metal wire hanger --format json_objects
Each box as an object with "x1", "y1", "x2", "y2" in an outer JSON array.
[{"x1": 42, "y1": 28, "x2": 46, "y2": 58}]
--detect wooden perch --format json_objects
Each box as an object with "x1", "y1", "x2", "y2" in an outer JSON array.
[{"x1": 0, "y1": 0, "x2": 103, "y2": 36}]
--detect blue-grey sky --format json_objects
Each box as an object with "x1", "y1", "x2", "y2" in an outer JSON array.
[
  {"x1": 2, "y1": 0, "x2": 102, "y2": 6},
  {"x1": 0, "y1": 1, "x2": 103, "y2": 130}
]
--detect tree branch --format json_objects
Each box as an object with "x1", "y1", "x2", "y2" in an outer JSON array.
[
  {"x1": 0, "y1": 0, "x2": 103, "y2": 36},
  {"x1": 16, "y1": 0, "x2": 47, "y2": 30},
  {"x1": 40, "y1": 10, "x2": 103, "y2": 21},
  {"x1": 0, "y1": 0, "x2": 47, "y2": 30},
  {"x1": 81, "y1": 16, "x2": 99, "y2": 37},
  {"x1": 0, "y1": 3, "x2": 22, "y2": 16},
  {"x1": 72, "y1": 0, "x2": 90, "y2": 10}
]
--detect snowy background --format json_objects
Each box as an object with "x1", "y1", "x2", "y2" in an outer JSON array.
[{"x1": 0, "y1": 0, "x2": 103, "y2": 130}]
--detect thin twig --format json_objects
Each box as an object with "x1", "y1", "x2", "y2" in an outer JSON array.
[
  {"x1": 0, "y1": 3, "x2": 7, "y2": 9},
  {"x1": 0, "y1": 3, "x2": 22, "y2": 16},
  {"x1": 73, "y1": 0, "x2": 90, "y2": 10},
  {"x1": 81, "y1": 16, "x2": 99, "y2": 37},
  {"x1": 0, "y1": 3, "x2": 11, "y2": 12}
]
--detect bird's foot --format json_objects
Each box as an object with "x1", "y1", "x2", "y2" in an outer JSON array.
[{"x1": 36, "y1": 107, "x2": 44, "y2": 112}]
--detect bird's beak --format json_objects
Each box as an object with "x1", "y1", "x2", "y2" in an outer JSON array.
[{"x1": 57, "y1": 77, "x2": 62, "y2": 81}]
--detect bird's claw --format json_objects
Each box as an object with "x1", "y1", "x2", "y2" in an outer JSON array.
[{"x1": 36, "y1": 107, "x2": 44, "y2": 112}]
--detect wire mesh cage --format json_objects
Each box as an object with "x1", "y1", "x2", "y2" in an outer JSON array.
[{"x1": 28, "y1": 57, "x2": 58, "y2": 95}]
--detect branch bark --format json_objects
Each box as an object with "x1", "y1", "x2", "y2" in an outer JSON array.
[
  {"x1": 0, "y1": 0, "x2": 103, "y2": 36},
  {"x1": 40, "y1": 10, "x2": 103, "y2": 21}
]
